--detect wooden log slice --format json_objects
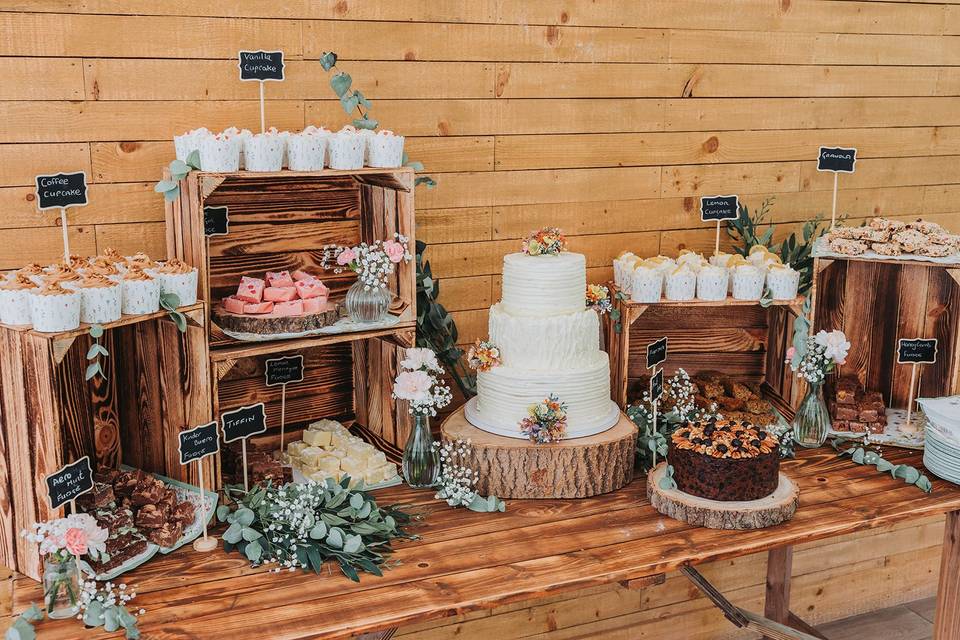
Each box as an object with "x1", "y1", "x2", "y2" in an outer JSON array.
[
  {"x1": 212, "y1": 301, "x2": 340, "y2": 336},
  {"x1": 440, "y1": 406, "x2": 638, "y2": 499},
  {"x1": 646, "y1": 462, "x2": 799, "y2": 530}
]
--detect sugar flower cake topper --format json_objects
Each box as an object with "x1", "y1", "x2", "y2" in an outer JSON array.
[
  {"x1": 467, "y1": 339, "x2": 501, "y2": 372},
  {"x1": 519, "y1": 394, "x2": 568, "y2": 444},
  {"x1": 521, "y1": 227, "x2": 567, "y2": 256}
]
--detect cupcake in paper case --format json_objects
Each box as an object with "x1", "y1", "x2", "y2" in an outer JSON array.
[
  {"x1": 121, "y1": 267, "x2": 161, "y2": 315},
  {"x1": 649, "y1": 256, "x2": 677, "y2": 279},
  {"x1": 709, "y1": 251, "x2": 735, "y2": 268},
  {"x1": 0, "y1": 274, "x2": 38, "y2": 326},
  {"x1": 125, "y1": 252, "x2": 160, "y2": 278},
  {"x1": 696, "y1": 264, "x2": 729, "y2": 301},
  {"x1": 665, "y1": 263, "x2": 697, "y2": 301},
  {"x1": 46, "y1": 265, "x2": 83, "y2": 291},
  {"x1": 155, "y1": 258, "x2": 198, "y2": 306},
  {"x1": 328, "y1": 127, "x2": 365, "y2": 170},
  {"x1": 17, "y1": 263, "x2": 47, "y2": 286},
  {"x1": 766, "y1": 264, "x2": 800, "y2": 300},
  {"x1": 612, "y1": 251, "x2": 635, "y2": 289},
  {"x1": 287, "y1": 130, "x2": 329, "y2": 171},
  {"x1": 78, "y1": 274, "x2": 122, "y2": 324},
  {"x1": 243, "y1": 132, "x2": 285, "y2": 172},
  {"x1": 676, "y1": 249, "x2": 706, "y2": 273},
  {"x1": 173, "y1": 127, "x2": 210, "y2": 162},
  {"x1": 367, "y1": 130, "x2": 405, "y2": 168},
  {"x1": 630, "y1": 263, "x2": 663, "y2": 303},
  {"x1": 731, "y1": 264, "x2": 765, "y2": 301},
  {"x1": 84, "y1": 257, "x2": 123, "y2": 283},
  {"x1": 199, "y1": 134, "x2": 241, "y2": 172},
  {"x1": 29, "y1": 281, "x2": 81, "y2": 333}
]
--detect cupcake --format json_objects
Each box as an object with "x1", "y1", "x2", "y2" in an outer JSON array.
[
  {"x1": 243, "y1": 131, "x2": 285, "y2": 172},
  {"x1": 766, "y1": 264, "x2": 800, "y2": 300},
  {"x1": 121, "y1": 267, "x2": 160, "y2": 315},
  {"x1": 125, "y1": 253, "x2": 159, "y2": 277},
  {"x1": 155, "y1": 258, "x2": 198, "y2": 306},
  {"x1": 173, "y1": 127, "x2": 210, "y2": 162},
  {"x1": 102, "y1": 247, "x2": 127, "y2": 269},
  {"x1": 724, "y1": 255, "x2": 749, "y2": 292},
  {"x1": 85, "y1": 257, "x2": 123, "y2": 283},
  {"x1": 78, "y1": 274, "x2": 122, "y2": 324},
  {"x1": 17, "y1": 263, "x2": 46, "y2": 286},
  {"x1": 731, "y1": 264, "x2": 765, "y2": 301},
  {"x1": 199, "y1": 133, "x2": 241, "y2": 172},
  {"x1": 29, "y1": 280, "x2": 81, "y2": 332},
  {"x1": 650, "y1": 256, "x2": 677, "y2": 280},
  {"x1": 46, "y1": 265, "x2": 82, "y2": 291},
  {"x1": 327, "y1": 126, "x2": 365, "y2": 170},
  {"x1": 676, "y1": 250, "x2": 706, "y2": 272},
  {"x1": 366, "y1": 130, "x2": 405, "y2": 168},
  {"x1": 0, "y1": 274, "x2": 38, "y2": 326},
  {"x1": 613, "y1": 251, "x2": 636, "y2": 290},
  {"x1": 286, "y1": 129, "x2": 329, "y2": 171},
  {"x1": 665, "y1": 263, "x2": 697, "y2": 301},
  {"x1": 65, "y1": 255, "x2": 89, "y2": 272},
  {"x1": 696, "y1": 264, "x2": 728, "y2": 301},
  {"x1": 630, "y1": 262, "x2": 663, "y2": 303},
  {"x1": 709, "y1": 251, "x2": 735, "y2": 268}
]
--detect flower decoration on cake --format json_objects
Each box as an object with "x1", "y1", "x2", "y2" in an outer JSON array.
[
  {"x1": 392, "y1": 347, "x2": 453, "y2": 417},
  {"x1": 519, "y1": 394, "x2": 568, "y2": 444},
  {"x1": 521, "y1": 227, "x2": 567, "y2": 256},
  {"x1": 321, "y1": 233, "x2": 412, "y2": 290},
  {"x1": 467, "y1": 339, "x2": 501, "y2": 372},
  {"x1": 585, "y1": 283, "x2": 613, "y2": 314}
]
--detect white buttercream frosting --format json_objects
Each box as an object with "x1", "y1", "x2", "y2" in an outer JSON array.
[
  {"x1": 500, "y1": 252, "x2": 585, "y2": 317},
  {"x1": 489, "y1": 303, "x2": 600, "y2": 370}
]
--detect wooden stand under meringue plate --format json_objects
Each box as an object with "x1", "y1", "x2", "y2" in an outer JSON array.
[{"x1": 440, "y1": 406, "x2": 638, "y2": 499}]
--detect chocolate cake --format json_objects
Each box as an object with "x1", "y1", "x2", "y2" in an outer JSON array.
[{"x1": 667, "y1": 419, "x2": 780, "y2": 501}]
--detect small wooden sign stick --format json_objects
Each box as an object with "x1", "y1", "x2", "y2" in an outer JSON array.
[
  {"x1": 714, "y1": 220, "x2": 721, "y2": 256},
  {"x1": 830, "y1": 172, "x2": 839, "y2": 230},
  {"x1": 651, "y1": 365, "x2": 659, "y2": 467},
  {"x1": 259, "y1": 81, "x2": 266, "y2": 134},
  {"x1": 241, "y1": 439, "x2": 249, "y2": 491},
  {"x1": 279, "y1": 382, "x2": 287, "y2": 453},
  {"x1": 59, "y1": 208, "x2": 70, "y2": 262},
  {"x1": 193, "y1": 460, "x2": 217, "y2": 552},
  {"x1": 905, "y1": 363, "x2": 919, "y2": 430}
]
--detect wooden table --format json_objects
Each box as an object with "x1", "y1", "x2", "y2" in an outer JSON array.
[{"x1": 8, "y1": 447, "x2": 960, "y2": 639}]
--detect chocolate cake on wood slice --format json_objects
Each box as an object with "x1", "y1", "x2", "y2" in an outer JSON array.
[{"x1": 212, "y1": 300, "x2": 340, "y2": 336}]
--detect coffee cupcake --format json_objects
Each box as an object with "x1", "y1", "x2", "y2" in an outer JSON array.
[
  {"x1": 0, "y1": 274, "x2": 38, "y2": 326},
  {"x1": 78, "y1": 274, "x2": 122, "y2": 324},
  {"x1": 17, "y1": 263, "x2": 46, "y2": 286},
  {"x1": 155, "y1": 258, "x2": 198, "y2": 306},
  {"x1": 85, "y1": 256, "x2": 123, "y2": 283},
  {"x1": 46, "y1": 265, "x2": 83, "y2": 291},
  {"x1": 125, "y1": 253, "x2": 160, "y2": 278},
  {"x1": 731, "y1": 264, "x2": 765, "y2": 301},
  {"x1": 121, "y1": 267, "x2": 160, "y2": 315},
  {"x1": 328, "y1": 126, "x2": 365, "y2": 170},
  {"x1": 30, "y1": 280, "x2": 81, "y2": 332}
]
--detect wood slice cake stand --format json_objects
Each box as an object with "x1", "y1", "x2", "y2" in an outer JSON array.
[
  {"x1": 647, "y1": 462, "x2": 799, "y2": 530},
  {"x1": 212, "y1": 301, "x2": 339, "y2": 335},
  {"x1": 440, "y1": 406, "x2": 638, "y2": 499}
]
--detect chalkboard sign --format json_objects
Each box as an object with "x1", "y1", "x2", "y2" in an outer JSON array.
[
  {"x1": 35, "y1": 172, "x2": 88, "y2": 210},
  {"x1": 45, "y1": 456, "x2": 93, "y2": 510},
  {"x1": 700, "y1": 195, "x2": 739, "y2": 222},
  {"x1": 646, "y1": 337, "x2": 668, "y2": 369},
  {"x1": 178, "y1": 421, "x2": 220, "y2": 465},
  {"x1": 203, "y1": 206, "x2": 229, "y2": 237},
  {"x1": 897, "y1": 338, "x2": 938, "y2": 365},
  {"x1": 650, "y1": 369, "x2": 664, "y2": 402},
  {"x1": 817, "y1": 147, "x2": 857, "y2": 173},
  {"x1": 238, "y1": 50, "x2": 285, "y2": 81},
  {"x1": 221, "y1": 403, "x2": 268, "y2": 444},
  {"x1": 265, "y1": 354, "x2": 304, "y2": 387}
]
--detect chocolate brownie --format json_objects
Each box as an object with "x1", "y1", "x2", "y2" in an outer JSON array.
[
  {"x1": 134, "y1": 504, "x2": 166, "y2": 529},
  {"x1": 78, "y1": 481, "x2": 115, "y2": 510},
  {"x1": 171, "y1": 501, "x2": 196, "y2": 526},
  {"x1": 147, "y1": 521, "x2": 183, "y2": 548}
]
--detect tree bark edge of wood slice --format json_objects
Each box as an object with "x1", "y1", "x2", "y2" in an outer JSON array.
[
  {"x1": 440, "y1": 406, "x2": 638, "y2": 499},
  {"x1": 212, "y1": 301, "x2": 340, "y2": 336},
  {"x1": 646, "y1": 462, "x2": 799, "y2": 530}
]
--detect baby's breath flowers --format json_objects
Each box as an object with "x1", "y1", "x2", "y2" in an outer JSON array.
[
  {"x1": 787, "y1": 329, "x2": 849, "y2": 384},
  {"x1": 392, "y1": 347, "x2": 453, "y2": 417},
  {"x1": 77, "y1": 579, "x2": 142, "y2": 638},
  {"x1": 433, "y1": 439, "x2": 506, "y2": 513},
  {"x1": 321, "y1": 233, "x2": 412, "y2": 291}
]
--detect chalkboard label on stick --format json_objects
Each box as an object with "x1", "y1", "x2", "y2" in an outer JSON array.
[
  {"x1": 45, "y1": 456, "x2": 93, "y2": 510},
  {"x1": 646, "y1": 337, "x2": 668, "y2": 369},
  {"x1": 221, "y1": 403, "x2": 268, "y2": 444},
  {"x1": 700, "y1": 195, "x2": 740, "y2": 222},
  {"x1": 897, "y1": 338, "x2": 938, "y2": 364},
  {"x1": 203, "y1": 206, "x2": 229, "y2": 237},
  {"x1": 650, "y1": 369, "x2": 664, "y2": 402},
  {"x1": 265, "y1": 354, "x2": 304, "y2": 387},
  {"x1": 238, "y1": 50, "x2": 285, "y2": 81},
  {"x1": 817, "y1": 146, "x2": 857, "y2": 173},
  {"x1": 178, "y1": 421, "x2": 221, "y2": 465},
  {"x1": 35, "y1": 172, "x2": 88, "y2": 210}
]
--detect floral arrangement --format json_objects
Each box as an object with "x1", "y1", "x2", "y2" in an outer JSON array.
[
  {"x1": 432, "y1": 439, "x2": 506, "y2": 512},
  {"x1": 392, "y1": 347, "x2": 454, "y2": 417},
  {"x1": 787, "y1": 329, "x2": 850, "y2": 384},
  {"x1": 217, "y1": 477, "x2": 415, "y2": 582},
  {"x1": 76, "y1": 579, "x2": 142, "y2": 639},
  {"x1": 321, "y1": 234, "x2": 412, "y2": 290},
  {"x1": 467, "y1": 339, "x2": 501, "y2": 373},
  {"x1": 23, "y1": 513, "x2": 109, "y2": 565},
  {"x1": 521, "y1": 227, "x2": 567, "y2": 256},
  {"x1": 519, "y1": 394, "x2": 568, "y2": 443},
  {"x1": 585, "y1": 284, "x2": 613, "y2": 314}
]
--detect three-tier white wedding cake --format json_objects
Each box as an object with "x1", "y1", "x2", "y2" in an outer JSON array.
[{"x1": 465, "y1": 249, "x2": 620, "y2": 439}]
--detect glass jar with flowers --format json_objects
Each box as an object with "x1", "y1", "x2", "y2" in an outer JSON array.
[
  {"x1": 391, "y1": 347, "x2": 453, "y2": 488},
  {"x1": 321, "y1": 234, "x2": 412, "y2": 324},
  {"x1": 787, "y1": 329, "x2": 850, "y2": 448}
]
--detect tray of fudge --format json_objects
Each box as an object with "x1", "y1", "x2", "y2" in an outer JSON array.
[
  {"x1": 827, "y1": 375, "x2": 925, "y2": 449},
  {"x1": 285, "y1": 419, "x2": 402, "y2": 490},
  {"x1": 813, "y1": 217, "x2": 960, "y2": 264},
  {"x1": 78, "y1": 466, "x2": 218, "y2": 580}
]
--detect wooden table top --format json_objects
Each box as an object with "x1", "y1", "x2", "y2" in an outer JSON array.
[{"x1": 9, "y1": 447, "x2": 960, "y2": 640}]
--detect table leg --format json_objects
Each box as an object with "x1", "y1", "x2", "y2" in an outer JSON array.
[
  {"x1": 934, "y1": 510, "x2": 960, "y2": 639},
  {"x1": 765, "y1": 546, "x2": 793, "y2": 627}
]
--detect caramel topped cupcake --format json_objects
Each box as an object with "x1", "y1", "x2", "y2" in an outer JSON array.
[
  {"x1": 37, "y1": 280, "x2": 70, "y2": 296},
  {"x1": 88, "y1": 256, "x2": 121, "y2": 276},
  {"x1": 79, "y1": 273, "x2": 116, "y2": 289},
  {"x1": 65, "y1": 254, "x2": 89, "y2": 271},
  {"x1": 671, "y1": 419, "x2": 778, "y2": 459},
  {"x1": 17, "y1": 263, "x2": 44, "y2": 277},
  {"x1": 157, "y1": 258, "x2": 193, "y2": 275},
  {"x1": 126, "y1": 252, "x2": 157, "y2": 269},
  {"x1": 103, "y1": 247, "x2": 125, "y2": 264},
  {"x1": 1, "y1": 274, "x2": 38, "y2": 291},
  {"x1": 123, "y1": 266, "x2": 153, "y2": 281},
  {"x1": 47, "y1": 264, "x2": 81, "y2": 283}
]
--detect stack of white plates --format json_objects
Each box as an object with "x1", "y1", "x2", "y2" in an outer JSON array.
[{"x1": 919, "y1": 396, "x2": 960, "y2": 484}]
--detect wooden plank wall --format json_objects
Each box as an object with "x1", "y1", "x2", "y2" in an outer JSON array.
[{"x1": 1, "y1": 1, "x2": 958, "y2": 636}]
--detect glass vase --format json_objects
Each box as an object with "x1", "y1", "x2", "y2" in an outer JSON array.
[
  {"x1": 791, "y1": 380, "x2": 831, "y2": 448},
  {"x1": 402, "y1": 414, "x2": 439, "y2": 489},
  {"x1": 345, "y1": 280, "x2": 392, "y2": 324},
  {"x1": 43, "y1": 555, "x2": 80, "y2": 619}
]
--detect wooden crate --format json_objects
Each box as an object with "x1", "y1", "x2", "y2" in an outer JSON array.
[
  {"x1": 604, "y1": 295, "x2": 806, "y2": 417},
  {"x1": 0, "y1": 304, "x2": 212, "y2": 580},
  {"x1": 812, "y1": 256, "x2": 960, "y2": 406}
]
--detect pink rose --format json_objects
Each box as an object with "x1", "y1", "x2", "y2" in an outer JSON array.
[
  {"x1": 786, "y1": 346, "x2": 796, "y2": 360},
  {"x1": 383, "y1": 240, "x2": 406, "y2": 264},
  {"x1": 64, "y1": 527, "x2": 88, "y2": 556},
  {"x1": 336, "y1": 248, "x2": 356, "y2": 266}
]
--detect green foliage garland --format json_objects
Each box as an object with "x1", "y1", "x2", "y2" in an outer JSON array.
[{"x1": 833, "y1": 439, "x2": 933, "y2": 493}]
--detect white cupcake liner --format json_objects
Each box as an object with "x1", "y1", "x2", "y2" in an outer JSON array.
[
  {"x1": 199, "y1": 136, "x2": 241, "y2": 172},
  {"x1": 327, "y1": 133, "x2": 365, "y2": 170},
  {"x1": 80, "y1": 285, "x2": 122, "y2": 324},
  {"x1": 287, "y1": 133, "x2": 328, "y2": 171},
  {"x1": 697, "y1": 270, "x2": 728, "y2": 301},
  {"x1": 0, "y1": 289, "x2": 33, "y2": 325},
  {"x1": 243, "y1": 135, "x2": 285, "y2": 172},
  {"x1": 665, "y1": 272, "x2": 697, "y2": 301},
  {"x1": 157, "y1": 270, "x2": 198, "y2": 306},
  {"x1": 631, "y1": 270, "x2": 663, "y2": 303},
  {"x1": 767, "y1": 270, "x2": 800, "y2": 300},
  {"x1": 121, "y1": 279, "x2": 161, "y2": 315},
  {"x1": 30, "y1": 291, "x2": 81, "y2": 332},
  {"x1": 173, "y1": 128, "x2": 208, "y2": 162},
  {"x1": 367, "y1": 134, "x2": 404, "y2": 168},
  {"x1": 732, "y1": 268, "x2": 765, "y2": 300}
]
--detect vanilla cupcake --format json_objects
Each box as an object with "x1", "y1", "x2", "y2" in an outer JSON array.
[
  {"x1": 78, "y1": 274, "x2": 122, "y2": 324},
  {"x1": 121, "y1": 267, "x2": 160, "y2": 315},
  {"x1": 366, "y1": 130, "x2": 405, "y2": 168},
  {"x1": 173, "y1": 127, "x2": 210, "y2": 162},
  {"x1": 665, "y1": 263, "x2": 697, "y2": 301},
  {"x1": 199, "y1": 133, "x2": 241, "y2": 172},
  {"x1": 46, "y1": 265, "x2": 82, "y2": 291},
  {"x1": 287, "y1": 128, "x2": 329, "y2": 171},
  {"x1": 0, "y1": 274, "x2": 38, "y2": 326},
  {"x1": 155, "y1": 258, "x2": 198, "y2": 306},
  {"x1": 766, "y1": 264, "x2": 800, "y2": 300},
  {"x1": 327, "y1": 126, "x2": 365, "y2": 170},
  {"x1": 17, "y1": 263, "x2": 46, "y2": 286},
  {"x1": 85, "y1": 257, "x2": 123, "y2": 283},
  {"x1": 30, "y1": 280, "x2": 81, "y2": 332},
  {"x1": 243, "y1": 131, "x2": 285, "y2": 172},
  {"x1": 630, "y1": 262, "x2": 663, "y2": 303},
  {"x1": 731, "y1": 264, "x2": 765, "y2": 301},
  {"x1": 696, "y1": 264, "x2": 729, "y2": 301}
]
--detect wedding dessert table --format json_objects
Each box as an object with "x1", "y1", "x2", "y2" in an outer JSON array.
[{"x1": 8, "y1": 447, "x2": 960, "y2": 640}]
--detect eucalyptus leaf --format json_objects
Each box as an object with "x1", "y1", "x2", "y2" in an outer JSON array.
[
  {"x1": 241, "y1": 526, "x2": 262, "y2": 542},
  {"x1": 163, "y1": 186, "x2": 181, "y2": 202},
  {"x1": 339, "y1": 93, "x2": 359, "y2": 114},
  {"x1": 159, "y1": 291, "x2": 181, "y2": 311},
  {"x1": 875, "y1": 458, "x2": 894, "y2": 472},
  {"x1": 349, "y1": 493, "x2": 364, "y2": 509},
  {"x1": 89, "y1": 323, "x2": 104, "y2": 339},
  {"x1": 103, "y1": 607, "x2": 120, "y2": 633},
  {"x1": 851, "y1": 447, "x2": 866, "y2": 464},
  {"x1": 308, "y1": 522, "x2": 328, "y2": 540},
  {"x1": 319, "y1": 51, "x2": 338, "y2": 71},
  {"x1": 235, "y1": 507, "x2": 255, "y2": 526},
  {"x1": 216, "y1": 504, "x2": 230, "y2": 521},
  {"x1": 223, "y1": 521, "x2": 243, "y2": 544},
  {"x1": 170, "y1": 310, "x2": 187, "y2": 333},
  {"x1": 20, "y1": 606, "x2": 42, "y2": 623},
  {"x1": 330, "y1": 71, "x2": 352, "y2": 97},
  {"x1": 85, "y1": 361, "x2": 102, "y2": 381},
  {"x1": 186, "y1": 149, "x2": 201, "y2": 169},
  {"x1": 326, "y1": 527, "x2": 344, "y2": 549},
  {"x1": 916, "y1": 476, "x2": 933, "y2": 493},
  {"x1": 169, "y1": 159, "x2": 189, "y2": 175},
  {"x1": 353, "y1": 117, "x2": 379, "y2": 130},
  {"x1": 404, "y1": 160, "x2": 425, "y2": 171},
  {"x1": 357, "y1": 501, "x2": 372, "y2": 519},
  {"x1": 244, "y1": 539, "x2": 263, "y2": 563},
  {"x1": 343, "y1": 534, "x2": 364, "y2": 554},
  {"x1": 84, "y1": 600, "x2": 105, "y2": 626},
  {"x1": 154, "y1": 179, "x2": 177, "y2": 193}
]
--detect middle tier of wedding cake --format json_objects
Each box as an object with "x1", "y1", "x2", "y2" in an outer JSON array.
[{"x1": 465, "y1": 249, "x2": 620, "y2": 440}]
